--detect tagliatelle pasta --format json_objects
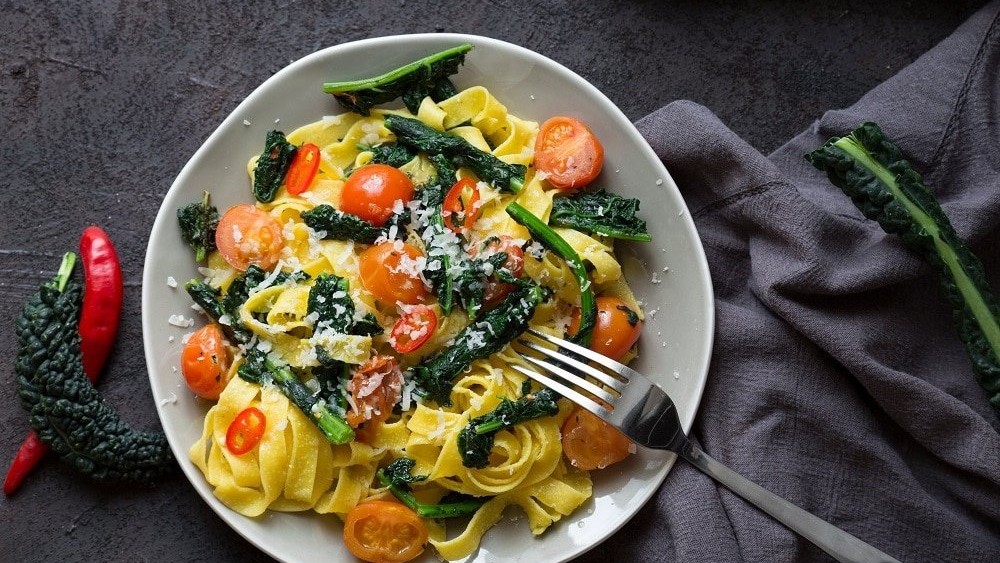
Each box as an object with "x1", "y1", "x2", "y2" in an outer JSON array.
[{"x1": 182, "y1": 73, "x2": 647, "y2": 562}]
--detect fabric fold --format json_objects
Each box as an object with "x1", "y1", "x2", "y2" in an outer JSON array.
[{"x1": 580, "y1": 2, "x2": 1000, "y2": 561}]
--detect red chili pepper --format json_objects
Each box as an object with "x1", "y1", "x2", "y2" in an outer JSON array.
[
  {"x1": 77, "y1": 226, "x2": 124, "y2": 378},
  {"x1": 3, "y1": 226, "x2": 123, "y2": 496},
  {"x1": 442, "y1": 178, "x2": 482, "y2": 234},
  {"x1": 390, "y1": 304, "x2": 438, "y2": 354},
  {"x1": 226, "y1": 407, "x2": 267, "y2": 455},
  {"x1": 285, "y1": 143, "x2": 320, "y2": 195}
]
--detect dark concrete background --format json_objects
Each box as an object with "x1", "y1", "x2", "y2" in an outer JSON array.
[{"x1": 0, "y1": 1, "x2": 986, "y2": 561}]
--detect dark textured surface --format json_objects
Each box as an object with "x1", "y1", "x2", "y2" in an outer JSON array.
[{"x1": 0, "y1": 1, "x2": 986, "y2": 561}]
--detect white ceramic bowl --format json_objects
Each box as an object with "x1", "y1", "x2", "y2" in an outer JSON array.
[{"x1": 142, "y1": 33, "x2": 714, "y2": 563}]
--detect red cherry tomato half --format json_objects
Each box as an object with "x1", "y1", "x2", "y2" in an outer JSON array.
[
  {"x1": 568, "y1": 295, "x2": 642, "y2": 361},
  {"x1": 358, "y1": 241, "x2": 430, "y2": 305},
  {"x1": 215, "y1": 204, "x2": 284, "y2": 271},
  {"x1": 442, "y1": 178, "x2": 482, "y2": 234},
  {"x1": 391, "y1": 304, "x2": 438, "y2": 353},
  {"x1": 340, "y1": 163, "x2": 415, "y2": 227},
  {"x1": 285, "y1": 143, "x2": 321, "y2": 195},
  {"x1": 225, "y1": 407, "x2": 266, "y2": 455},
  {"x1": 534, "y1": 116, "x2": 604, "y2": 191}
]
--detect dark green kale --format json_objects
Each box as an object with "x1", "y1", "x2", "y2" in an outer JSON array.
[
  {"x1": 300, "y1": 204, "x2": 409, "y2": 244},
  {"x1": 549, "y1": 189, "x2": 652, "y2": 242},
  {"x1": 458, "y1": 388, "x2": 560, "y2": 468},
  {"x1": 369, "y1": 143, "x2": 418, "y2": 168},
  {"x1": 617, "y1": 304, "x2": 640, "y2": 327},
  {"x1": 238, "y1": 348, "x2": 354, "y2": 444},
  {"x1": 413, "y1": 283, "x2": 547, "y2": 405},
  {"x1": 308, "y1": 274, "x2": 354, "y2": 332},
  {"x1": 176, "y1": 190, "x2": 220, "y2": 262},
  {"x1": 384, "y1": 114, "x2": 526, "y2": 193},
  {"x1": 377, "y1": 457, "x2": 485, "y2": 518},
  {"x1": 185, "y1": 266, "x2": 308, "y2": 345},
  {"x1": 350, "y1": 313, "x2": 384, "y2": 337},
  {"x1": 323, "y1": 44, "x2": 472, "y2": 116},
  {"x1": 16, "y1": 253, "x2": 175, "y2": 483},
  {"x1": 253, "y1": 130, "x2": 297, "y2": 203},
  {"x1": 506, "y1": 202, "x2": 596, "y2": 346},
  {"x1": 807, "y1": 122, "x2": 1000, "y2": 411},
  {"x1": 307, "y1": 273, "x2": 383, "y2": 338},
  {"x1": 420, "y1": 155, "x2": 458, "y2": 314}
]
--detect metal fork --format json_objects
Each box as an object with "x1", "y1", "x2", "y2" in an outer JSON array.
[{"x1": 515, "y1": 329, "x2": 901, "y2": 563}]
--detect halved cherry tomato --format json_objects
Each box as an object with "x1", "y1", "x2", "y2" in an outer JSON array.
[
  {"x1": 359, "y1": 241, "x2": 429, "y2": 305},
  {"x1": 390, "y1": 304, "x2": 438, "y2": 353},
  {"x1": 343, "y1": 500, "x2": 428, "y2": 563},
  {"x1": 285, "y1": 143, "x2": 320, "y2": 195},
  {"x1": 181, "y1": 323, "x2": 232, "y2": 400},
  {"x1": 340, "y1": 163, "x2": 415, "y2": 227},
  {"x1": 561, "y1": 407, "x2": 633, "y2": 471},
  {"x1": 226, "y1": 407, "x2": 266, "y2": 455},
  {"x1": 215, "y1": 204, "x2": 284, "y2": 271},
  {"x1": 442, "y1": 178, "x2": 481, "y2": 233},
  {"x1": 470, "y1": 235, "x2": 525, "y2": 308},
  {"x1": 346, "y1": 356, "x2": 404, "y2": 443},
  {"x1": 568, "y1": 295, "x2": 642, "y2": 361},
  {"x1": 534, "y1": 116, "x2": 604, "y2": 191}
]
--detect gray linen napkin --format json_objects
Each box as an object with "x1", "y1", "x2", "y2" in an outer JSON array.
[{"x1": 579, "y1": 2, "x2": 1000, "y2": 562}]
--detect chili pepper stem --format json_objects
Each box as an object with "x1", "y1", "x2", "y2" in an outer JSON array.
[{"x1": 47, "y1": 252, "x2": 77, "y2": 293}]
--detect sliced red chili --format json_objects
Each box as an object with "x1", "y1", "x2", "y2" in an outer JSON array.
[
  {"x1": 442, "y1": 178, "x2": 482, "y2": 234},
  {"x1": 390, "y1": 304, "x2": 438, "y2": 353},
  {"x1": 226, "y1": 407, "x2": 266, "y2": 455},
  {"x1": 285, "y1": 143, "x2": 321, "y2": 195}
]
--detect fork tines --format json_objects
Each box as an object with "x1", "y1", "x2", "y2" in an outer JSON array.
[{"x1": 514, "y1": 329, "x2": 632, "y2": 419}]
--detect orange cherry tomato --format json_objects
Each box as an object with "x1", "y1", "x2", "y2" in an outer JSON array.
[
  {"x1": 340, "y1": 163, "x2": 415, "y2": 227},
  {"x1": 534, "y1": 116, "x2": 604, "y2": 191},
  {"x1": 359, "y1": 241, "x2": 429, "y2": 305},
  {"x1": 346, "y1": 356, "x2": 404, "y2": 442},
  {"x1": 568, "y1": 295, "x2": 642, "y2": 361},
  {"x1": 390, "y1": 305, "x2": 438, "y2": 354},
  {"x1": 180, "y1": 324, "x2": 232, "y2": 400},
  {"x1": 215, "y1": 204, "x2": 284, "y2": 271},
  {"x1": 343, "y1": 500, "x2": 428, "y2": 563},
  {"x1": 470, "y1": 236, "x2": 525, "y2": 308},
  {"x1": 442, "y1": 178, "x2": 482, "y2": 234},
  {"x1": 285, "y1": 143, "x2": 320, "y2": 195},
  {"x1": 561, "y1": 407, "x2": 633, "y2": 471},
  {"x1": 225, "y1": 407, "x2": 266, "y2": 455}
]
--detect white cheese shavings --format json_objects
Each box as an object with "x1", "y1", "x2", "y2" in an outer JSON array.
[
  {"x1": 166, "y1": 276, "x2": 177, "y2": 288},
  {"x1": 168, "y1": 314, "x2": 194, "y2": 328}
]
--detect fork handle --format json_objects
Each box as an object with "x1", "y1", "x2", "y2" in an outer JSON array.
[{"x1": 681, "y1": 445, "x2": 901, "y2": 563}]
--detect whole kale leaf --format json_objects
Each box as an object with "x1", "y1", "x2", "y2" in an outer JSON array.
[{"x1": 16, "y1": 254, "x2": 175, "y2": 483}]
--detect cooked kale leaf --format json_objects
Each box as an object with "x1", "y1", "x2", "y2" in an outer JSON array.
[
  {"x1": 185, "y1": 266, "x2": 308, "y2": 345},
  {"x1": 323, "y1": 44, "x2": 472, "y2": 116},
  {"x1": 176, "y1": 190, "x2": 219, "y2": 262},
  {"x1": 549, "y1": 189, "x2": 652, "y2": 241},
  {"x1": 369, "y1": 143, "x2": 418, "y2": 168},
  {"x1": 807, "y1": 121, "x2": 1000, "y2": 411},
  {"x1": 458, "y1": 388, "x2": 559, "y2": 468},
  {"x1": 239, "y1": 348, "x2": 354, "y2": 444},
  {"x1": 300, "y1": 204, "x2": 408, "y2": 244},
  {"x1": 253, "y1": 130, "x2": 297, "y2": 203},
  {"x1": 377, "y1": 457, "x2": 485, "y2": 518},
  {"x1": 384, "y1": 114, "x2": 526, "y2": 193},
  {"x1": 413, "y1": 284, "x2": 547, "y2": 405},
  {"x1": 506, "y1": 202, "x2": 596, "y2": 346}
]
